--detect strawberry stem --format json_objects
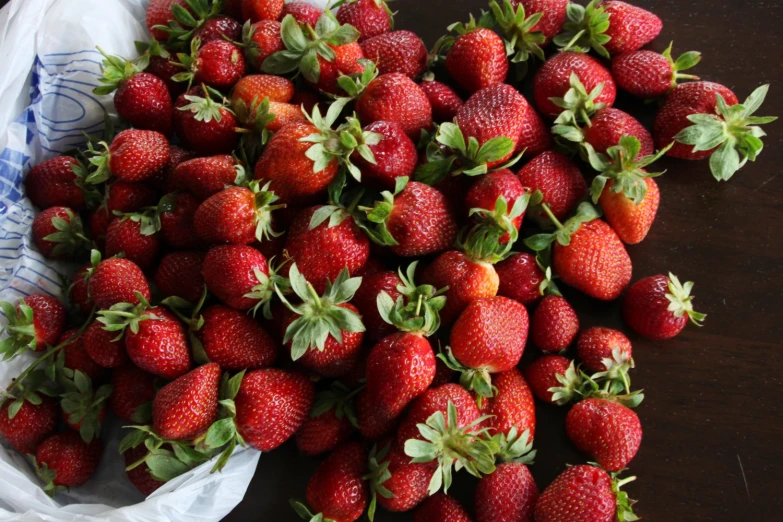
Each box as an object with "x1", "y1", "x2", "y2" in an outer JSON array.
[
  {"x1": 540, "y1": 203, "x2": 565, "y2": 230},
  {"x1": 306, "y1": 283, "x2": 322, "y2": 308},
  {"x1": 615, "y1": 475, "x2": 637, "y2": 488}
]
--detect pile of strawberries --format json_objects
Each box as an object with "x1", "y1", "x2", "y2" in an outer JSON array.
[{"x1": 0, "y1": 0, "x2": 774, "y2": 520}]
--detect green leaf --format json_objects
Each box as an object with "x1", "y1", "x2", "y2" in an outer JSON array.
[
  {"x1": 709, "y1": 141, "x2": 741, "y2": 181},
  {"x1": 146, "y1": 453, "x2": 192, "y2": 482},
  {"x1": 474, "y1": 137, "x2": 514, "y2": 165},
  {"x1": 204, "y1": 418, "x2": 237, "y2": 449},
  {"x1": 280, "y1": 15, "x2": 307, "y2": 53}
]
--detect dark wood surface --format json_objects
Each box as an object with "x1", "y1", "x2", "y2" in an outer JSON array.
[{"x1": 225, "y1": 1, "x2": 783, "y2": 521}]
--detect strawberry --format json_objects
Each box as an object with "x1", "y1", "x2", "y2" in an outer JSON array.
[
  {"x1": 234, "y1": 368, "x2": 315, "y2": 451},
  {"x1": 25, "y1": 155, "x2": 86, "y2": 210},
  {"x1": 94, "y1": 52, "x2": 173, "y2": 136},
  {"x1": 517, "y1": 151, "x2": 587, "y2": 222},
  {"x1": 580, "y1": 108, "x2": 653, "y2": 158},
  {"x1": 414, "y1": 493, "x2": 472, "y2": 522},
  {"x1": 351, "y1": 270, "x2": 402, "y2": 342},
  {"x1": 0, "y1": 295, "x2": 67, "y2": 357},
  {"x1": 110, "y1": 363, "x2": 157, "y2": 423},
  {"x1": 396, "y1": 383, "x2": 481, "y2": 447},
  {"x1": 355, "y1": 73, "x2": 433, "y2": 140},
  {"x1": 233, "y1": 75, "x2": 294, "y2": 107},
  {"x1": 60, "y1": 329, "x2": 107, "y2": 380},
  {"x1": 352, "y1": 120, "x2": 418, "y2": 189},
  {"x1": 84, "y1": 320, "x2": 128, "y2": 368},
  {"x1": 283, "y1": 206, "x2": 370, "y2": 294},
  {"x1": 362, "y1": 180, "x2": 458, "y2": 257},
  {"x1": 194, "y1": 182, "x2": 283, "y2": 245},
  {"x1": 531, "y1": 295, "x2": 579, "y2": 353},
  {"x1": 523, "y1": 354, "x2": 580, "y2": 404},
  {"x1": 146, "y1": 0, "x2": 187, "y2": 40},
  {"x1": 104, "y1": 129, "x2": 170, "y2": 183},
  {"x1": 294, "y1": 442, "x2": 368, "y2": 522},
  {"x1": 193, "y1": 15, "x2": 242, "y2": 43},
  {"x1": 465, "y1": 169, "x2": 528, "y2": 243},
  {"x1": 577, "y1": 327, "x2": 632, "y2": 373},
  {"x1": 89, "y1": 255, "x2": 151, "y2": 310},
  {"x1": 533, "y1": 464, "x2": 638, "y2": 522},
  {"x1": 366, "y1": 442, "x2": 431, "y2": 514},
  {"x1": 69, "y1": 264, "x2": 94, "y2": 317},
  {"x1": 155, "y1": 251, "x2": 206, "y2": 304},
  {"x1": 201, "y1": 244, "x2": 274, "y2": 311},
  {"x1": 419, "y1": 79, "x2": 463, "y2": 122},
  {"x1": 242, "y1": 20, "x2": 285, "y2": 71},
  {"x1": 197, "y1": 305, "x2": 277, "y2": 371},
  {"x1": 357, "y1": 389, "x2": 399, "y2": 441},
  {"x1": 280, "y1": 266, "x2": 365, "y2": 377},
  {"x1": 566, "y1": 397, "x2": 642, "y2": 471},
  {"x1": 445, "y1": 25, "x2": 509, "y2": 94},
  {"x1": 98, "y1": 302, "x2": 192, "y2": 379},
  {"x1": 242, "y1": 0, "x2": 284, "y2": 22},
  {"x1": 622, "y1": 273, "x2": 706, "y2": 340},
  {"x1": 612, "y1": 44, "x2": 702, "y2": 99},
  {"x1": 148, "y1": 51, "x2": 187, "y2": 99},
  {"x1": 361, "y1": 30, "x2": 428, "y2": 79},
  {"x1": 34, "y1": 431, "x2": 102, "y2": 493},
  {"x1": 295, "y1": 382, "x2": 357, "y2": 456},
  {"x1": 31, "y1": 207, "x2": 91, "y2": 260},
  {"x1": 280, "y1": 1, "x2": 324, "y2": 26},
  {"x1": 168, "y1": 154, "x2": 240, "y2": 201},
  {"x1": 176, "y1": 39, "x2": 246, "y2": 89},
  {"x1": 159, "y1": 192, "x2": 202, "y2": 249},
  {"x1": 525, "y1": 202, "x2": 632, "y2": 301},
  {"x1": 495, "y1": 252, "x2": 548, "y2": 305},
  {"x1": 153, "y1": 362, "x2": 220, "y2": 440},
  {"x1": 175, "y1": 88, "x2": 240, "y2": 154},
  {"x1": 105, "y1": 181, "x2": 159, "y2": 214},
  {"x1": 105, "y1": 216, "x2": 161, "y2": 271},
  {"x1": 60, "y1": 370, "x2": 111, "y2": 442},
  {"x1": 123, "y1": 444, "x2": 165, "y2": 495},
  {"x1": 291, "y1": 87, "x2": 324, "y2": 113},
  {"x1": 533, "y1": 52, "x2": 615, "y2": 118},
  {"x1": 516, "y1": 105, "x2": 554, "y2": 157},
  {"x1": 478, "y1": 368, "x2": 536, "y2": 438},
  {"x1": 337, "y1": 0, "x2": 392, "y2": 42},
  {"x1": 655, "y1": 82, "x2": 774, "y2": 181},
  {"x1": 0, "y1": 396, "x2": 58, "y2": 454},
  {"x1": 511, "y1": 0, "x2": 568, "y2": 44}
]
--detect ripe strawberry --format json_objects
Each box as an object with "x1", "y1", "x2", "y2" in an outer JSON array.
[
  {"x1": 0, "y1": 295, "x2": 67, "y2": 356},
  {"x1": 110, "y1": 363, "x2": 157, "y2": 423},
  {"x1": 414, "y1": 493, "x2": 472, "y2": 522},
  {"x1": 356, "y1": 73, "x2": 433, "y2": 140},
  {"x1": 337, "y1": 0, "x2": 392, "y2": 41},
  {"x1": 475, "y1": 453, "x2": 538, "y2": 522},
  {"x1": 612, "y1": 44, "x2": 702, "y2": 99},
  {"x1": 123, "y1": 444, "x2": 165, "y2": 495},
  {"x1": 69, "y1": 264, "x2": 94, "y2": 317},
  {"x1": 84, "y1": 320, "x2": 128, "y2": 368},
  {"x1": 351, "y1": 270, "x2": 402, "y2": 342},
  {"x1": 148, "y1": 53, "x2": 187, "y2": 98},
  {"x1": 360, "y1": 30, "x2": 428, "y2": 79},
  {"x1": 25, "y1": 155, "x2": 86, "y2": 210},
  {"x1": 159, "y1": 192, "x2": 202, "y2": 249},
  {"x1": 298, "y1": 442, "x2": 368, "y2": 522},
  {"x1": 202, "y1": 244, "x2": 272, "y2": 311},
  {"x1": 296, "y1": 408, "x2": 354, "y2": 457},
  {"x1": 478, "y1": 367, "x2": 536, "y2": 438},
  {"x1": 533, "y1": 52, "x2": 616, "y2": 117},
  {"x1": 105, "y1": 129, "x2": 170, "y2": 183},
  {"x1": 446, "y1": 26, "x2": 509, "y2": 94},
  {"x1": 105, "y1": 181, "x2": 159, "y2": 214},
  {"x1": 531, "y1": 295, "x2": 579, "y2": 353},
  {"x1": 242, "y1": 0, "x2": 284, "y2": 22},
  {"x1": 179, "y1": 39, "x2": 246, "y2": 89},
  {"x1": 146, "y1": 0, "x2": 187, "y2": 40},
  {"x1": 495, "y1": 252, "x2": 547, "y2": 305},
  {"x1": 517, "y1": 151, "x2": 586, "y2": 222},
  {"x1": 577, "y1": 327, "x2": 632, "y2": 373},
  {"x1": 168, "y1": 154, "x2": 240, "y2": 201},
  {"x1": 582, "y1": 108, "x2": 653, "y2": 157},
  {"x1": 175, "y1": 88, "x2": 239, "y2": 154},
  {"x1": 352, "y1": 120, "x2": 418, "y2": 189},
  {"x1": 105, "y1": 216, "x2": 160, "y2": 271},
  {"x1": 534, "y1": 464, "x2": 638, "y2": 522},
  {"x1": 598, "y1": 176, "x2": 659, "y2": 246},
  {"x1": 524, "y1": 354, "x2": 579, "y2": 404},
  {"x1": 0, "y1": 396, "x2": 58, "y2": 454},
  {"x1": 242, "y1": 20, "x2": 285, "y2": 70},
  {"x1": 234, "y1": 368, "x2": 315, "y2": 451},
  {"x1": 419, "y1": 79, "x2": 463, "y2": 122},
  {"x1": 34, "y1": 431, "x2": 102, "y2": 491},
  {"x1": 233, "y1": 75, "x2": 294, "y2": 107},
  {"x1": 155, "y1": 251, "x2": 206, "y2": 304},
  {"x1": 367, "y1": 442, "x2": 431, "y2": 513},
  {"x1": 396, "y1": 383, "x2": 482, "y2": 447},
  {"x1": 622, "y1": 273, "x2": 706, "y2": 340},
  {"x1": 357, "y1": 389, "x2": 399, "y2": 440},
  {"x1": 60, "y1": 329, "x2": 107, "y2": 380},
  {"x1": 153, "y1": 362, "x2": 220, "y2": 440},
  {"x1": 465, "y1": 169, "x2": 528, "y2": 243},
  {"x1": 566, "y1": 398, "x2": 642, "y2": 471},
  {"x1": 89, "y1": 256, "x2": 151, "y2": 310},
  {"x1": 516, "y1": 105, "x2": 554, "y2": 157},
  {"x1": 511, "y1": 0, "x2": 568, "y2": 44},
  {"x1": 280, "y1": 1, "x2": 324, "y2": 26},
  {"x1": 283, "y1": 206, "x2": 370, "y2": 294},
  {"x1": 193, "y1": 15, "x2": 242, "y2": 43},
  {"x1": 197, "y1": 305, "x2": 277, "y2": 371}
]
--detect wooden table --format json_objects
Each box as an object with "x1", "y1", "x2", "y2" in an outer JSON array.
[{"x1": 226, "y1": 1, "x2": 783, "y2": 520}]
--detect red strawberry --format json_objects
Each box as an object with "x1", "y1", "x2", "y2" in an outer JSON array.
[
  {"x1": 0, "y1": 396, "x2": 58, "y2": 454},
  {"x1": 184, "y1": 40, "x2": 246, "y2": 89},
  {"x1": 495, "y1": 252, "x2": 547, "y2": 305},
  {"x1": 582, "y1": 108, "x2": 653, "y2": 157},
  {"x1": 533, "y1": 52, "x2": 615, "y2": 117},
  {"x1": 357, "y1": 389, "x2": 399, "y2": 441},
  {"x1": 146, "y1": 0, "x2": 187, "y2": 40},
  {"x1": 356, "y1": 73, "x2": 433, "y2": 140},
  {"x1": 155, "y1": 251, "x2": 206, "y2": 304},
  {"x1": 523, "y1": 354, "x2": 578, "y2": 404},
  {"x1": 622, "y1": 273, "x2": 706, "y2": 340},
  {"x1": 232, "y1": 75, "x2": 294, "y2": 107},
  {"x1": 34, "y1": 431, "x2": 102, "y2": 490},
  {"x1": 477, "y1": 368, "x2": 536, "y2": 438},
  {"x1": 242, "y1": 0, "x2": 284, "y2": 22},
  {"x1": 197, "y1": 305, "x2": 277, "y2": 371},
  {"x1": 446, "y1": 26, "x2": 509, "y2": 94},
  {"x1": 531, "y1": 295, "x2": 579, "y2": 353},
  {"x1": 194, "y1": 183, "x2": 284, "y2": 245},
  {"x1": 577, "y1": 327, "x2": 632, "y2": 373},
  {"x1": 602, "y1": 1, "x2": 662, "y2": 55},
  {"x1": 60, "y1": 329, "x2": 107, "y2": 380},
  {"x1": 201, "y1": 244, "x2": 271, "y2": 311},
  {"x1": 511, "y1": 0, "x2": 568, "y2": 44},
  {"x1": 148, "y1": 53, "x2": 187, "y2": 98},
  {"x1": 612, "y1": 45, "x2": 702, "y2": 99},
  {"x1": 25, "y1": 156, "x2": 85, "y2": 210},
  {"x1": 69, "y1": 264, "x2": 94, "y2": 316},
  {"x1": 168, "y1": 154, "x2": 240, "y2": 201},
  {"x1": 283, "y1": 206, "x2": 370, "y2": 294},
  {"x1": 361, "y1": 30, "x2": 427, "y2": 79},
  {"x1": 106, "y1": 181, "x2": 159, "y2": 214},
  {"x1": 153, "y1": 362, "x2": 220, "y2": 440},
  {"x1": 280, "y1": 1, "x2": 324, "y2": 26},
  {"x1": 353, "y1": 120, "x2": 418, "y2": 189},
  {"x1": 89, "y1": 256, "x2": 151, "y2": 310},
  {"x1": 108, "y1": 129, "x2": 171, "y2": 183},
  {"x1": 193, "y1": 15, "x2": 242, "y2": 43},
  {"x1": 156, "y1": 192, "x2": 201, "y2": 249},
  {"x1": 518, "y1": 151, "x2": 586, "y2": 222},
  {"x1": 516, "y1": 106, "x2": 554, "y2": 157},
  {"x1": 534, "y1": 464, "x2": 638, "y2": 522},
  {"x1": 314, "y1": 42, "x2": 366, "y2": 95},
  {"x1": 419, "y1": 79, "x2": 463, "y2": 122},
  {"x1": 299, "y1": 442, "x2": 368, "y2": 522},
  {"x1": 465, "y1": 169, "x2": 528, "y2": 243},
  {"x1": 475, "y1": 459, "x2": 538, "y2": 522},
  {"x1": 414, "y1": 493, "x2": 472, "y2": 522},
  {"x1": 110, "y1": 363, "x2": 157, "y2": 423},
  {"x1": 84, "y1": 320, "x2": 128, "y2": 368},
  {"x1": 175, "y1": 88, "x2": 239, "y2": 154},
  {"x1": 0, "y1": 294, "x2": 66, "y2": 355},
  {"x1": 105, "y1": 216, "x2": 160, "y2": 271},
  {"x1": 296, "y1": 403, "x2": 355, "y2": 457},
  {"x1": 234, "y1": 368, "x2": 315, "y2": 451},
  {"x1": 242, "y1": 20, "x2": 285, "y2": 71},
  {"x1": 367, "y1": 442, "x2": 431, "y2": 513},
  {"x1": 351, "y1": 270, "x2": 402, "y2": 342},
  {"x1": 600, "y1": 177, "x2": 659, "y2": 245},
  {"x1": 337, "y1": 0, "x2": 392, "y2": 41},
  {"x1": 123, "y1": 444, "x2": 165, "y2": 495},
  {"x1": 566, "y1": 398, "x2": 642, "y2": 471},
  {"x1": 396, "y1": 383, "x2": 482, "y2": 446}
]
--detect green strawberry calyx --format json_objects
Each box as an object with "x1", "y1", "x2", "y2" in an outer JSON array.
[
  {"x1": 262, "y1": 12, "x2": 361, "y2": 84},
  {"x1": 151, "y1": 0, "x2": 224, "y2": 46},
  {"x1": 60, "y1": 369, "x2": 112, "y2": 443},
  {"x1": 243, "y1": 256, "x2": 292, "y2": 319},
  {"x1": 162, "y1": 286, "x2": 211, "y2": 364},
  {"x1": 363, "y1": 443, "x2": 395, "y2": 522},
  {"x1": 553, "y1": 0, "x2": 611, "y2": 59},
  {"x1": 170, "y1": 37, "x2": 207, "y2": 88},
  {"x1": 93, "y1": 46, "x2": 150, "y2": 95},
  {"x1": 0, "y1": 300, "x2": 40, "y2": 360},
  {"x1": 547, "y1": 360, "x2": 584, "y2": 406},
  {"x1": 550, "y1": 73, "x2": 607, "y2": 146},
  {"x1": 290, "y1": 499, "x2": 337, "y2": 522},
  {"x1": 524, "y1": 201, "x2": 603, "y2": 252},
  {"x1": 585, "y1": 136, "x2": 672, "y2": 205},
  {"x1": 0, "y1": 369, "x2": 58, "y2": 420},
  {"x1": 97, "y1": 292, "x2": 163, "y2": 340},
  {"x1": 610, "y1": 469, "x2": 640, "y2": 522},
  {"x1": 589, "y1": 347, "x2": 635, "y2": 397},
  {"x1": 29, "y1": 455, "x2": 66, "y2": 497},
  {"x1": 42, "y1": 208, "x2": 94, "y2": 258},
  {"x1": 579, "y1": 371, "x2": 645, "y2": 409},
  {"x1": 404, "y1": 401, "x2": 497, "y2": 495},
  {"x1": 336, "y1": 59, "x2": 379, "y2": 100},
  {"x1": 377, "y1": 261, "x2": 447, "y2": 337},
  {"x1": 666, "y1": 272, "x2": 706, "y2": 326},
  {"x1": 437, "y1": 344, "x2": 496, "y2": 401},
  {"x1": 276, "y1": 264, "x2": 365, "y2": 361},
  {"x1": 465, "y1": 191, "x2": 531, "y2": 261},
  {"x1": 233, "y1": 96, "x2": 277, "y2": 162},
  {"x1": 674, "y1": 84, "x2": 777, "y2": 182},
  {"x1": 489, "y1": 426, "x2": 536, "y2": 464},
  {"x1": 309, "y1": 381, "x2": 362, "y2": 427},
  {"x1": 661, "y1": 42, "x2": 701, "y2": 89},
  {"x1": 120, "y1": 424, "x2": 211, "y2": 482},
  {"x1": 358, "y1": 176, "x2": 409, "y2": 247},
  {"x1": 488, "y1": 0, "x2": 546, "y2": 79}
]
